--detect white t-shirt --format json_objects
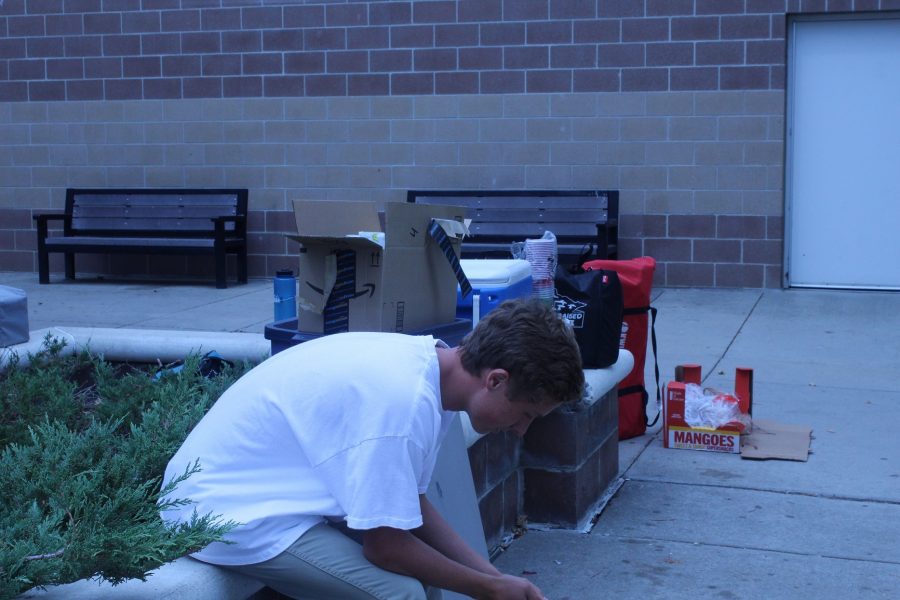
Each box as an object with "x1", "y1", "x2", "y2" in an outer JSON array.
[{"x1": 161, "y1": 332, "x2": 453, "y2": 566}]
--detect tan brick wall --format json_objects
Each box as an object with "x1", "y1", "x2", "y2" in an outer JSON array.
[
  {"x1": 8, "y1": 1, "x2": 898, "y2": 285},
  {"x1": 2, "y1": 90, "x2": 787, "y2": 286}
]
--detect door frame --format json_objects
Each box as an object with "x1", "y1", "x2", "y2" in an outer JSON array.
[{"x1": 783, "y1": 11, "x2": 900, "y2": 290}]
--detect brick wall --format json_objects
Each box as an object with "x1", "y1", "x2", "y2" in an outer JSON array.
[{"x1": 2, "y1": 1, "x2": 898, "y2": 287}]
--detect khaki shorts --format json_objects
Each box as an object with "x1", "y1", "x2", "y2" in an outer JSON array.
[{"x1": 225, "y1": 522, "x2": 442, "y2": 600}]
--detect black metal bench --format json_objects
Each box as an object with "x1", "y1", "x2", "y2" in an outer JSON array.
[
  {"x1": 406, "y1": 189, "x2": 618, "y2": 265},
  {"x1": 34, "y1": 188, "x2": 249, "y2": 289}
]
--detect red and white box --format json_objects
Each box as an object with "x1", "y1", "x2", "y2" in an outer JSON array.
[{"x1": 663, "y1": 365, "x2": 753, "y2": 454}]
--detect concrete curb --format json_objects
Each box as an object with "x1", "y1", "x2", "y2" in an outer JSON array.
[{"x1": 17, "y1": 556, "x2": 263, "y2": 600}]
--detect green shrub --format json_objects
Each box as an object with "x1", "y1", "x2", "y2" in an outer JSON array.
[{"x1": 0, "y1": 337, "x2": 254, "y2": 599}]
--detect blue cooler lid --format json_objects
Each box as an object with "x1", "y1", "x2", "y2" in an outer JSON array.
[{"x1": 459, "y1": 259, "x2": 532, "y2": 286}]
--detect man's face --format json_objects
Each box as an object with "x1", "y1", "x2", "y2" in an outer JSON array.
[{"x1": 466, "y1": 371, "x2": 560, "y2": 437}]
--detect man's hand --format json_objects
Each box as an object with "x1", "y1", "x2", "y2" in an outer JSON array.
[
  {"x1": 480, "y1": 573, "x2": 548, "y2": 600},
  {"x1": 363, "y1": 527, "x2": 547, "y2": 599},
  {"x1": 363, "y1": 495, "x2": 549, "y2": 598}
]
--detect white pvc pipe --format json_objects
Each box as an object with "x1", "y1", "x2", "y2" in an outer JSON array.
[{"x1": 1, "y1": 327, "x2": 270, "y2": 371}]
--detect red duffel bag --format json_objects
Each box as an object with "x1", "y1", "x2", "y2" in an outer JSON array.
[{"x1": 582, "y1": 256, "x2": 659, "y2": 439}]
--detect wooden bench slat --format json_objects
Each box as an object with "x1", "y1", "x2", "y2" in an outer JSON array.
[
  {"x1": 468, "y1": 222, "x2": 599, "y2": 237},
  {"x1": 461, "y1": 242, "x2": 600, "y2": 255},
  {"x1": 74, "y1": 194, "x2": 242, "y2": 206},
  {"x1": 72, "y1": 206, "x2": 239, "y2": 219},
  {"x1": 43, "y1": 237, "x2": 244, "y2": 248},
  {"x1": 70, "y1": 218, "x2": 239, "y2": 233},
  {"x1": 465, "y1": 208, "x2": 608, "y2": 223},
  {"x1": 416, "y1": 194, "x2": 610, "y2": 210}
]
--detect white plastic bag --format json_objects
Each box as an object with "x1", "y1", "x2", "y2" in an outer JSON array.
[{"x1": 684, "y1": 383, "x2": 751, "y2": 431}]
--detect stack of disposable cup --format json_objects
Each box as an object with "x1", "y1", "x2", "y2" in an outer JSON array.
[{"x1": 524, "y1": 232, "x2": 557, "y2": 308}]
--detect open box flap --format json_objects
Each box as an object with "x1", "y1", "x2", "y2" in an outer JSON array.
[
  {"x1": 292, "y1": 200, "x2": 381, "y2": 238},
  {"x1": 287, "y1": 234, "x2": 382, "y2": 250},
  {"x1": 383, "y1": 202, "x2": 467, "y2": 248}
]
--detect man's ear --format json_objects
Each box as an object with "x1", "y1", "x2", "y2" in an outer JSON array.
[{"x1": 485, "y1": 369, "x2": 509, "y2": 390}]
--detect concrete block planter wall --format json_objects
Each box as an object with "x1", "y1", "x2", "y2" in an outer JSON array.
[
  {"x1": 523, "y1": 386, "x2": 619, "y2": 529},
  {"x1": 471, "y1": 385, "x2": 620, "y2": 548},
  {"x1": 17, "y1": 556, "x2": 266, "y2": 600}
]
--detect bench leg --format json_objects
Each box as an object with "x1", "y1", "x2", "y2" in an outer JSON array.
[
  {"x1": 215, "y1": 246, "x2": 227, "y2": 289},
  {"x1": 64, "y1": 253, "x2": 75, "y2": 280},
  {"x1": 38, "y1": 248, "x2": 50, "y2": 284},
  {"x1": 237, "y1": 246, "x2": 248, "y2": 284},
  {"x1": 596, "y1": 228, "x2": 609, "y2": 260}
]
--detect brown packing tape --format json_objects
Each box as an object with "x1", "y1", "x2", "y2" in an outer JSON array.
[{"x1": 740, "y1": 418, "x2": 813, "y2": 462}]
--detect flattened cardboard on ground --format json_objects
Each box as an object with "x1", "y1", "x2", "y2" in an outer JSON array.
[{"x1": 740, "y1": 418, "x2": 813, "y2": 461}]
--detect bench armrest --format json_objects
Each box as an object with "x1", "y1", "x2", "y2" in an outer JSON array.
[
  {"x1": 34, "y1": 213, "x2": 69, "y2": 239},
  {"x1": 33, "y1": 213, "x2": 67, "y2": 223}
]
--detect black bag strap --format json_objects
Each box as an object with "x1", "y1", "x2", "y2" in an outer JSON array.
[
  {"x1": 577, "y1": 243, "x2": 596, "y2": 265},
  {"x1": 646, "y1": 306, "x2": 660, "y2": 427},
  {"x1": 621, "y1": 304, "x2": 660, "y2": 428}
]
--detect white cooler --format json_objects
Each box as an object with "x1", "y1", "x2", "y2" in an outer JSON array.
[{"x1": 456, "y1": 259, "x2": 533, "y2": 326}]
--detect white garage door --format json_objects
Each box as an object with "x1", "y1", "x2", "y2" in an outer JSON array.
[{"x1": 785, "y1": 16, "x2": 900, "y2": 289}]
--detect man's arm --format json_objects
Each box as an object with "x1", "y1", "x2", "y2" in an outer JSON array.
[
  {"x1": 413, "y1": 494, "x2": 500, "y2": 576},
  {"x1": 362, "y1": 524, "x2": 545, "y2": 600}
]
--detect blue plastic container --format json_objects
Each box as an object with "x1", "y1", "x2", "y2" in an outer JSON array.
[
  {"x1": 456, "y1": 259, "x2": 533, "y2": 322},
  {"x1": 265, "y1": 318, "x2": 474, "y2": 355}
]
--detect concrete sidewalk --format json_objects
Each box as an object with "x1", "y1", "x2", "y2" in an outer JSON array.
[
  {"x1": 3, "y1": 272, "x2": 900, "y2": 599},
  {"x1": 0, "y1": 272, "x2": 274, "y2": 334},
  {"x1": 498, "y1": 288, "x2": 900, "y2": 600}
]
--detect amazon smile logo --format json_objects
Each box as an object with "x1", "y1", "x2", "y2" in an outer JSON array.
[{"x1": 306, "y1": 282, "x2": 376, "y2": 300}]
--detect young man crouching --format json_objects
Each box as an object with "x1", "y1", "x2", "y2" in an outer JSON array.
[{"x1": 163, "y1": 298, "x2": 583, "y2": 599}]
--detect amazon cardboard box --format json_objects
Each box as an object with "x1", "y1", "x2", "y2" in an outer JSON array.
[
  {"x1": 289, "y1": 200, "x2": 467, "y2": 334},
  {"x1": 663, "y1": 365, "x2": 753, "y2": 454}
]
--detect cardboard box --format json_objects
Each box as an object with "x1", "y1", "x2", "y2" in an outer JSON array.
[
  {"x1": 290, "y1": 200, "x2": 467, "y2": 334},
  {"x1": 740, "y1": 419, "x2": 813, "y2": 462},
  {"x1": 663, "y1": 365, "x2": 753, "y2": 454}
]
